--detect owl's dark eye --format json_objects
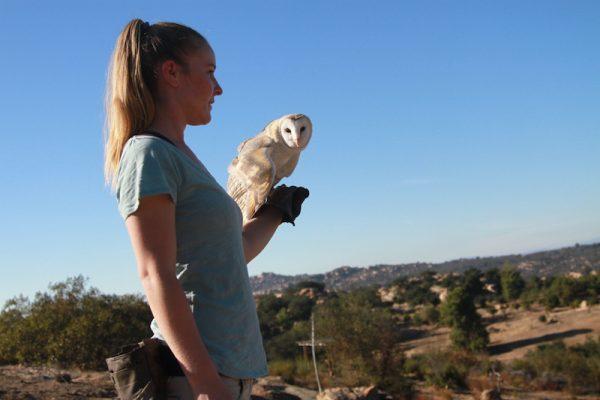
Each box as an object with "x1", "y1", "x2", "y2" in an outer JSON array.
[
  {"x1": 300, "y1": 126, "x2": 306, "y2": 132},
  {"x1": 285, "y1": 128, "x2": 291, "y2": 133}
]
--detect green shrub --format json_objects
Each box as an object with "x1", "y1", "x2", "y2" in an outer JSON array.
[
  {"x1": 411, "y1": 313, "x2": 424, "y2": 326},
  {"x1": 268, "y1": 356, "x2": 333, "y2": 389},
  {"x1": 544, "y1": 293, "x2": 560, "y2": 310},
  {"x1": 264, "y1": 321, "x2": 310, "y2": 360},
  {"x1": 538, "y1": 314, "x2": 547, "y2": 323},
  {"x1": 268, "y1": 359, "x2": 297, "y2": 382},
  {"x1": 419, "y1": 305, "x2": 441, "y2": 326},
  {"x1": 509, "y1": 337, "x2": 600, "y2": 394},
  {"x1": 257, "y1": 291, "x2": 316, "y2": 343},
  {"x1": 0, "y1": 276, "x2": 152, "y2": 370},
  {"x1": 407, "y1": 349, "x2": 480, "y2": 390}
]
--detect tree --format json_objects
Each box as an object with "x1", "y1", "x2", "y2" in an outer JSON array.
[
  {"x1": 440, "y1": 286, "x2": 489, "y2": 352},
  {"x1": 315, "y1": 291, "x2": 412, "y2": 396},
  {"x1": 500, "y1": 263, "x2": 525, "y2": 302},
  {"x1": 256, "y1": 293, "x2": 289, "y2": 339},
  {"x1": 287, "y1": 295, "x2": 314, "y2": 321},
  {"x1": 291, "y1": 280, "x2": 326, "y2": 293},
  {"x1": 461, "y1": 268, "x2": 486, "y2": 306}
]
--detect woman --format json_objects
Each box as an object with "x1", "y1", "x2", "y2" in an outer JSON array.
[{"x1": 103, "y1": 19, "x2": 308, "y2": 400}]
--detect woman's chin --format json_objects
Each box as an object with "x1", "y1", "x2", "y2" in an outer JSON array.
[{"x1": 189, "y1": 114, "x2": 211, "y2": 126}]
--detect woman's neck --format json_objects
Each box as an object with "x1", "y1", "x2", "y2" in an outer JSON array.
[{"x1": 148, "y1": 102, "x2": 187, "y2": 146}]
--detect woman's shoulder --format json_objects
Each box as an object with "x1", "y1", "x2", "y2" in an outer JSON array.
[
  {"x1": 124, "y1": 134, "x2": 175, "y2": 154},
  {"x1": 119, "y1": 134, "x2": 217, "y2": 184},
  {"x1": 120, "y1": 135, "x2": 181, "y2": 166},
  {"x1": 117, "y1": 135, "x2": 183, "y2": 179},
  {"x1": 115, "y1": 136, "x2": 182, "y2": 220}
]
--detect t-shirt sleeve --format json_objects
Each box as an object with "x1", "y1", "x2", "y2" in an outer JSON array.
[{"x1": 115, "y1": 139, "x2": 181, "y2": 220}]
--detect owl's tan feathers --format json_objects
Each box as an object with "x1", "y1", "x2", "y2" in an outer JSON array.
[{"x1": 227, "y1": 114, "x2": 312, "y2": 223}]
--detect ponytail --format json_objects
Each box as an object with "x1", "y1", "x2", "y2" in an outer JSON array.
[{"x1": 103, "y1": 19, "x2": 208, "y2": 190}]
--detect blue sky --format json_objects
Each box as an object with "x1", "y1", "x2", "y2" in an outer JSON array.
[{"x1": 0, "y1": 1, "x2": 598, "y2": 306}]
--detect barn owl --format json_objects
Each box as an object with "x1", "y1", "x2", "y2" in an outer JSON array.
[{"x1": 227, "y1": 113, "x2": 313, "y2": 223}]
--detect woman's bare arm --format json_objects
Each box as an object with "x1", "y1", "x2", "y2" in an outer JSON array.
[
  {"x1": 125, "y1": 194, "x2": 232, "y2": 399},
  {"x1": 242, "y1": 206, "x2": 283, "y2": 263}
]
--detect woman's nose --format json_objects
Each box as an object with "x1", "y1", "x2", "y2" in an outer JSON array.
[{"x1": 214, "y1": 79, "x2": 223, "y2": 96}]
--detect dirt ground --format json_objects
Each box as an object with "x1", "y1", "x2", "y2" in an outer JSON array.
[
  {"x1": 0, "y1": 368, "x2": 320, "y2": 400},
  {"x1": 0, "y1": 365, "x2": 114, "y2": 400},
  {"x1": 405, "y1": 304, "x2": 600, "y2": 362}
]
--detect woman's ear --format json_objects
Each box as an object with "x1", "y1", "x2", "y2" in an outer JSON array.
[{"x1": 157, "y1": 59, "x2": 184, "y2": 89}]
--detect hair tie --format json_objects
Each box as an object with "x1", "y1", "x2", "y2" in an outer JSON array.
[{"x1": 140, "y1": 21, "x2": 151, "y2": 36}]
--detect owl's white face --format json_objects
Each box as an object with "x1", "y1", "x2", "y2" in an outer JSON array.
[{"x1": 280, "y1": 114, "x2": 312, "y2": 150}]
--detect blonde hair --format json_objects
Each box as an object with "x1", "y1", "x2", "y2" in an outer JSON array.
[{"x1": 103, "y1": 19, "x2": 209, "y2": 190}]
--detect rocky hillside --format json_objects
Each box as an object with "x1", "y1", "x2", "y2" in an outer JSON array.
[{"x1": 250, "y1": 242, "x2": 600, "y2": 294}]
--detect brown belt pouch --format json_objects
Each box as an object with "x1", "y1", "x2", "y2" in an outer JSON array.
[{"x1": 106, "y1": 338, "x2": 169, "y2": 400}]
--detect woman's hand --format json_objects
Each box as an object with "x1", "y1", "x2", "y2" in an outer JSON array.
[{"x1": 193, "y1": 376, "x2": 235, "y2": 400}]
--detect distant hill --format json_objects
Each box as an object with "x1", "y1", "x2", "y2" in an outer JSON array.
[{"x1": 250, "y1": 242, "x2": 600, "y2": 294}]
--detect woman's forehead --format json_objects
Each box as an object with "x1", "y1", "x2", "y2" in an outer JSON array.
[{"x1": 188, "y1": 47, "x2": 216, "y2": 67}]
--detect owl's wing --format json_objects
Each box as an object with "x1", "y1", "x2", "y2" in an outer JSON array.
[
  {"x1": 237, "y1": 139, "x2": 250, "y2": 153},
  {"x1": 276, "y1": 153, "x2": 300, "y2": 181},
  {"x1": 244, "y1": 147, "x2": 276, "y2": 214},
  {"x1": 228, "y1": 147, "x2": 276, "y2": 221},
  {"x1": 227, "y1": 161, "x2": 245, "y2": 202},
  {"x1": 228, "y1": 174, "x2": 255, "y2": 223}
]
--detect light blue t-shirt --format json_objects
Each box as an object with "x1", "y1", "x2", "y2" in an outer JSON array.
[{"x1": 115, "y1": 134, "x2": 268, "y2": 378}]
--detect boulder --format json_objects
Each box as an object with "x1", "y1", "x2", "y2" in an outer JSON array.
[
  {"x1": 359, "y1": 385, "x2": 393, "y2": 400},
  {"x1": 377, "y1": 287, "x2": 399, "y2": 303},
  {"x1": 315, "y1": 386, "x2": 392, "y2": 400},
  {"x1": 317, "y1": 388, "x2": 357, "y2": 400},
  {"x1": 252, "y1": 376, "x2": 315, "y2": 400},
  {"x1": 429, "y1": 286, "x2": 448, "y2": 302}
]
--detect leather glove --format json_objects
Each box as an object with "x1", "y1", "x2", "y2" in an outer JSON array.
[{"x1": 256, "y1": 184, "x2": 309, "y2": 226}]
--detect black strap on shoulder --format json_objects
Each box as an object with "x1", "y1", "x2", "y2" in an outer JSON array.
[{"x1": 132, "y1": 130, "x2": 177, "y2": 147}]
